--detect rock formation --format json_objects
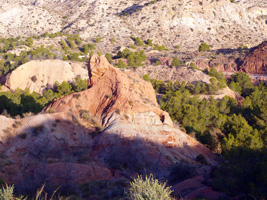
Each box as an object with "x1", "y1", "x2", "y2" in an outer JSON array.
[
  {"x1": 0, "y1": 55, "x2": 220, "y2": 198},
  {"x1": 240, "y1": 41, "x2": 267, "y2": 74},
  {"x1": 4, "y1": 60, "x2": 88, "y2": 94}
]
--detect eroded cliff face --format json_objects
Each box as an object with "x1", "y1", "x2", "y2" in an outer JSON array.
[
  {"x1": 240, "y1": 41, "x2": 267, "y2": 74},
  {"x1": 0, "y1": 55, "x2": 217, "y2": 197}
]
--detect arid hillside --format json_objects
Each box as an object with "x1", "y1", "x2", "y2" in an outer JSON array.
[{"x1": 0, "y1": 0, "x2": 266, "y2": 51}]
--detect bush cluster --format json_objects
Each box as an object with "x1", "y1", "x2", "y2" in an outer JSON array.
[
  {"x1": 198, "y1": 42, "x2": 210, "y2": 52},
  {"x1": 116, "y1": 48, "x2": 146, "y2": 67},
  {"x1": 0, "y1": 77, "x2": 88, "y2": 117}
]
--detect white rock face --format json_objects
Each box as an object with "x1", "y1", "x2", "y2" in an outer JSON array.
[
  {"x1": 4, "y1": 60, "x2": 88, "y2": 94},
  {"x1": 0, "y1": 0, "x2": 266, "y2": 51}
]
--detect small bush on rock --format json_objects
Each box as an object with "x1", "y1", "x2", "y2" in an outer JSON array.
[
  {"x1": 171, "y1": 57, "x2": 180, "y2": 67},
  {"x1": 125, "y1": 174, "x2": 173, "y2": 200},
  {"x1": 199, "y1": 43, "x2": 210, "y2": 52}
]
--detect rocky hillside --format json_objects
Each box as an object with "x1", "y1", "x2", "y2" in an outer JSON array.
[
  {"x1": 135, "y1": 65, "x2": 211, "y2": 84},
  {"x1": 0, "y1": 0, "x2": 266, "y2": 51},
  {"x1": 0, "y1": 55, "x2": 220, "y2": 198}
]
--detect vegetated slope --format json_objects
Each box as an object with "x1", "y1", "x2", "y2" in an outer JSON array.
[
  {"x1": 0, "y1": 0, "x2": 266, "y2": 51},
  {"x1": 4, "y1": 60, "x2": 88, "y2": 94},
  {"x1": 135, "y1": 64, "x2": 241, "y2": 101},
  {"x1": 240, "y1": 41, "x2": 267, "y2": 74},
  {"x1": 0, "y1": 55, "x2": 218, "y2": 198}
]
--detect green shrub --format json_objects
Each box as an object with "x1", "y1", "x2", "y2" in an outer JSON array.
[
  {"x1": 24, "y1": 37, "x2": 33, "y2": 47},
  {"x1": 116, "y1": 60, "x2": 127, "y2": 68},
  {"x1": 189, "y1": 62, "x2": 200, "y2": 70},
  {"x1": 230, "y1": 72, "x2": 254, "y2": 96},
  {"x1": 199, "y1": 43, "x2": 210, "y2": 52},
  {"x1": 175, "y1": 45, "x2": 180, "y2": 49},
  {"x1": 229, "y1": 81, "x2": 242, "y2": 94},
  {"x1": 116, "y1": 49, "x2": 146, "y2": 67},
  {"x1": 129, "y1": 44, "x2": 137, "y2": 49},
  {"x1": 125, "y1": 174, "x2": 173, "y2": 200},
  {"x1": 105, "y1": 53, "x2": 113, "y2": 63},
  {"x1": 66, "y1": 37, "x2": 76, "y2": 49},
  {"x1": 238, "y1": 45, "x2": 248, "y2": 50},
  {"x1": 60, "y1": 40, "x2": 69, "y2": 51},
  {"x1": 154, "y1": 60, "x2": 161, "y2": 66},
  {"x1": 146, "y1": 39, "x2": 153, "y2": 46},
  {"x1": 72, "y1": 77, "x2": 88, "y2": 92},
  {"x1": 82, "y1": 43, "x2": 95, "y2": 53},
  {"x1": 94, "y1": 37, "x2": 102, "y2": 43},
  {"x1": 143, "y1": 74, "x2": 150, "y2": 81},
  {"x1": 110, "y1": 37, "x2": 116, "y2": 44},
  {"x1": 153, "y1": 44, "x2": 167, "y2": 51},
  {"x1": 130, "y1": 36, "x2": 144, "y2": 46},
  {"x1": 170, "y1": 57, "x2": 180, "y2": 67}
]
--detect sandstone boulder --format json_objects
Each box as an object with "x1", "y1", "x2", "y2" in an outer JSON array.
[{"x1": 4, "y1": 60, "x2": 88, "y2": 94}]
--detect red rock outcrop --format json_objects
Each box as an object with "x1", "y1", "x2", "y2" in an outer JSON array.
[
  {"x1": 209, "y1": 57, "x2": 237, "y2": 72},
  {"x1": 196, "y1": 58, "x2": 210, "y2": 71},
  {"x1": 0, "y1": 55, "x2": 218, "y2": 198},
  {"x1": 158, "y1": 57, "x2": 173, "y2": 67},
  {"x1": 240, "y1": 41, "x2": 267, "y2": 74}
]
